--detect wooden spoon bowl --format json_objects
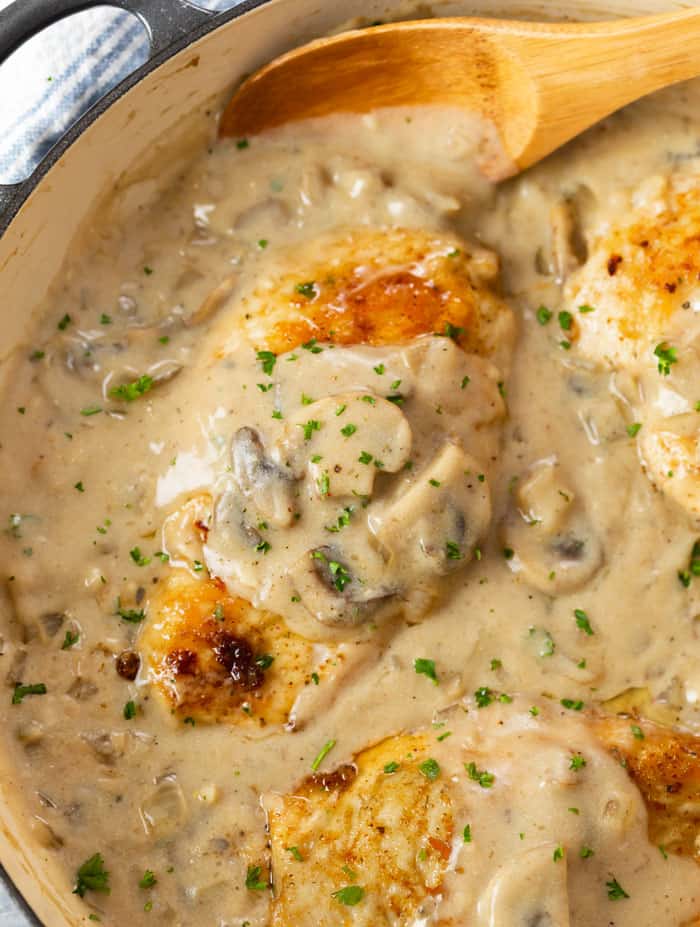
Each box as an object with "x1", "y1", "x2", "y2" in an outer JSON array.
[{"x1": 221, "y1": 11, "x2": 700, "y2": 179}]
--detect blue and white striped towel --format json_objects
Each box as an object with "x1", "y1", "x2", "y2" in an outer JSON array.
[{"x1": 0, "y1": 0, "x2": 238, "y2": 184}]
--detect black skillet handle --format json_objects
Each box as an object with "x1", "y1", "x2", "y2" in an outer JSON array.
[{"x1": 0, "y1": 0, "x2": 213, "y2": 226}]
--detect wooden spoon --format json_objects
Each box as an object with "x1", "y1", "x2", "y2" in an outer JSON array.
[{"x1": 220, "y1": 10, "x2": 700, "y2": 180}]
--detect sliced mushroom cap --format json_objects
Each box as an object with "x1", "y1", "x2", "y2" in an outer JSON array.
[
  {"x1": 290, "y1": 543, "x2": 399, "y2": 628},
  {"x1": 232, "y1": 426, "x2": 298, "y2": 527},
  {"x1": 276, "y1": 391, "x2": 412, "y2": 499},
  {"x1": 503, "y1": 460, "x2": 603, "y2": 593},
  {"x1": 400, "y1": 335, "x2": 506, "y2": 424},
  {"x1": 205, "y1": 489, "x2": 269, "y2": 598},
  {"x1": 370, "y1": 443, "x2": 491, "y2": 577}
]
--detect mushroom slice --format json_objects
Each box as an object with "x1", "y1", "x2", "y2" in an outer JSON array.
[
  {"x1": 290, "y1": 543, "x2": 398, "y2": 628},
  {"x1": 476, "y1": 844, "x2": 571, "y2": 927},
  {"x1": 232, "y1": 426, "x2": 298, "y2": 527},
  {"x1": 204, "y1": 489, "x2": 271, "y2": 599},
  {"x1": 277, "y1": 391, "x2": 412, "y2": 500},
  {"x1": 503, "y1": 460, "x2": 603, "y2": 593},
  {"x1": 370, "y1": 443, "x2": 491, "y2": 577}
]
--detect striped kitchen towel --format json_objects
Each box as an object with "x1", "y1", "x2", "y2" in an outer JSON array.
[{"x1": 0, "y1": 0, "x2": 237, "y2": 184}]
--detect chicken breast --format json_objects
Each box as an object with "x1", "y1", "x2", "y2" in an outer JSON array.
[
  {"x1": 263, "y1": 699, "x2": 700, "y2": 925},
  {"x1": 223, "y1": 225, "x2": 514, "y2": 368},
  {"x1": 564, "y1": 173, "x2": 700, "y2": 520},
  {"x1": 140, "y1": 570, "x2": 340, "y2": 728}
]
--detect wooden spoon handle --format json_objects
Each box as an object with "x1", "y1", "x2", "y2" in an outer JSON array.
[{"x1": 478, "y1": 9, "x2": 700, "y2": 169}]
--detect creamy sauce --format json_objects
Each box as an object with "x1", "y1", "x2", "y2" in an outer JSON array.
[{"x1": 2, "y1": 90, "x2": 700, "y2": 926}]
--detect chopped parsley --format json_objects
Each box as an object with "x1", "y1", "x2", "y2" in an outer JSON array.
[
  {"x1": 445, "y1": 541, "x2": 462, "y2": 560},
  {"x1": 286, "y1": 846, "x2": 303, "y2": 861},
  {"x1": 463, "y1": 824, "x2": 472, "y2": 843},
  {"x1": 255, "y1": 654, "x2": 274, "y2": 670},
  {"x1": 80, "y1": 405, "x2": 102, "y2": 416},
  {"x1": 256, "y1": 350, "x2": 277, "y2": 375},
  {"x1": 580, "y1": 846, "x2": 595, "y2": 859},
  {"x1": 536, "y1": 305, "x2": 552, "y2": 325},
  {"x1": 115, "y1": 599, "x2": 146, "y2": 623},
  {"x1": 461, "y1": 375, "x2": 470, "y2": 389},
  {"x1": 626, "y1": 422, "x2": 642, "y2": 437},
  {"x1": 130, "y1": 547, "x2": 151, "y2": 567},
  {"x1": 418, "y1": 758, "x2": 441, "y2": 781},
  {"x1": 245, "y1": 865, "x2": 268, "y2": 891},
  {"x1": 570, "y1": 754, "x2": 587, "y2": 771},
  {"x1": 436, "y1": 322, "x2": 464, "y2": 340},
  {"x1": 302, "y1": 338, "x2": 323, "y2": 354},
  {"x1": 414, "y1": 658, "x2": 438, "y2": 684},
  {"x1": 57, "y1": 313, "x2": 71, "y2": 330},
  {"x1": 373, "y1": 364, "x2": 385, "y2": 375},
  {"x1": 465, "y1": 761, "x2": 495, "y2": 788},
  {"x1": 429, "y1": 478, "x2": 441, "y2": 487},
  {"x1": 553, "y1": 845, "x2": 564, "y2": 862},
  {"x1": 474, "y1": 686, "x2": 493, "y2": 708},
  {"x1": 12, "y1": 683, "x2": 47, "y2": 704},
  {"x1": 631, "y1": 724, "x2": 645, "y2": 740},
  {"x1": 123, "y1": 700, "x2": 137, "y2": 720},
  {"x1": 340, "y1": 423, "x2": 357, "y2": 437},
  {"x1": 299, "y1": 419, "x2": 321, "y2": 441},
  {"x1": 383, "y1": 761, "x2": 400, "y2": 774},
  {"x1": 574, "y1": 608, "x2": 594, "y2": 635},
  {"x1": 490, "y1": 658, "x2": 503, "y2": 671},
  {"x1": 654, "y1": 342, "x2": 678, "y2": 376},
  {"x1": 74, "y1": 481, "x2": 85, "y2": 493},
  {"x1": 62, "y1": 629, "x2": 79, "y2": 650},
  {"x1": 358, "y1": 451, "x2": 373, "y2": 465},
  {"x1": 139, "y1": 870, "x2": 157, "y2": 889},
  {"x1": 579, "y1": 304, "x2": 596, "y2": 313},
  {"x1": 73, "y1": 853, "x2": 110, "y2": 897},
  {"x1": 332, "y1": 885, "x2": 364, "y2": 906},
  {"x1": 317, "y1": 472, "x2": 330, "y2": 496},
  {"x1": 236, "y1": 138, "x2": 249, "y2": 149},
  {"x1": 326, "y1": 506, "x2": 353, "y2": 533},
  {"x1": 100, "y1": 313, "x2": 112, "y2": 325},
  {"x1": 606, "y1": 877, "x2": 629, "y2": 900},
  {"x1": 301, "y1": 393, "x2": 314, "y2": 405},
  {"x1": 311, "y1": 739, "x2": 336, "y2": 771},
  {"x1": 561, "y1": 698, "x2": 584, "y2": 711},
  {"x1": 295, "y1": 281, "x2": 317, "y2": 299},
  {"x1": 109, "y1": 374, "x2": 153, "y2": 402}
]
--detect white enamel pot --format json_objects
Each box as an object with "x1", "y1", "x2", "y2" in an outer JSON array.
[{"x1": 0, "y1": 0, "x2": 693, "y2": 922}]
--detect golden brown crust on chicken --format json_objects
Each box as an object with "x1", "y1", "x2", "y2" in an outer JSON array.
[
  {"x1": 265, "y1": 732, "x2": 453, "y2": 926},
  {"x1": 140, "y1": 571, "x2": 336, "y2": 728},
  {"x1": 592, "y1": 715, "x2": 700, "y2": 860},
  {"x1": 565, "y1": 173, "x2": 700, "y2": 368},
  {"x1": 236, "y1": 227, "x2": 513, "y2": 361}
]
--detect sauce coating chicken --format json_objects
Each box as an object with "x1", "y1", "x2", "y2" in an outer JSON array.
[
  {"x1": 564, "y1": 172, "x2": 700, "y2": 521},
  {"x1": 264, "y1": 700, "x2": 700, "y2": 925}
]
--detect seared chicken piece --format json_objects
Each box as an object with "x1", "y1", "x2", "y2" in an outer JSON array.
[
  {"x1": 264, "y1": 700, "x2": 700, "y2": 925},
  {"x1": 266, "y1": 732, "x2": 453, "y2": 927},
  {"x1": 231, "y1": 226, "x2": 514, "y2": 366},
  {"x1": 592, "y1": 714, "x2": 700, "y2": 861},
  {"x1": 145, "y1": 226, "x2": 514, "y2": 718},
  {"x1": 565, "y1": 173, "x2": 700, "y2": 520},
  {"x1": 140, "y1": 570, "x2": 339, "y2": 728}
]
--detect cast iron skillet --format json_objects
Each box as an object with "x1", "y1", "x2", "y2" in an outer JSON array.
[
  {"x1": 0, "y1": 0, "x2": 272, "y2": 237},
  {"x1": 0, "y1": 0, "x2": 274, "y2": 920}
]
